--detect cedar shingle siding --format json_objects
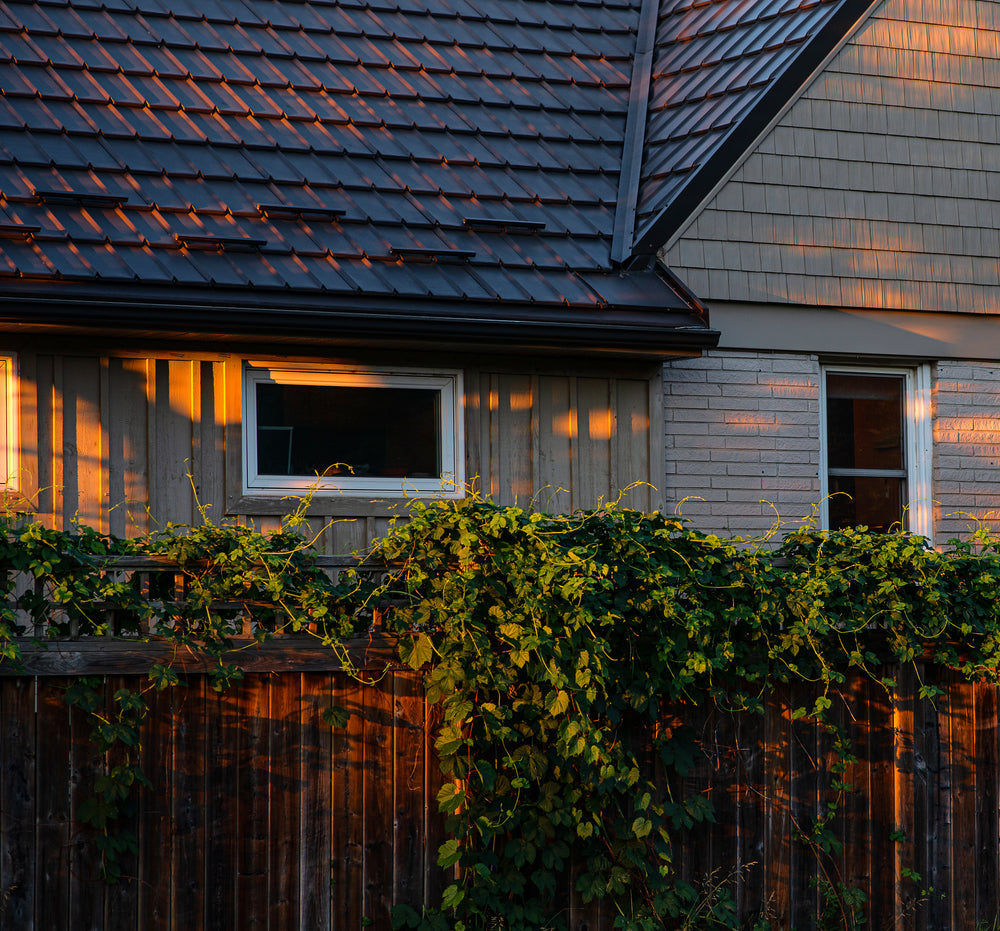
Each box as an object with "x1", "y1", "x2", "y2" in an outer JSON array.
[{"x1": 664, "y1": 0, "x2": 1000, "y2": 313}]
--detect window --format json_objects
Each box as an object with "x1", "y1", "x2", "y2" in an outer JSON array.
[
  {"x1": 820, "y1": 364, "x2": 931, "y2": 538},
  {"x1": 0, "y1": 354, "x2": 17, "y2": 489},
  {"x1": 243, "y1": 363, "x2": 464, "y2": 498}
]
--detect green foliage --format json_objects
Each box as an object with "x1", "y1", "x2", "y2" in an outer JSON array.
[
  {"x1": 6, "y1": 497, "x2": 1000, "y2": 920},
  {"x1": 361, "y1": 502, "x2": 1000, "y2": 929},
  {"x1": 0, "y1": 505, "x2": 370, "y2": 882}
]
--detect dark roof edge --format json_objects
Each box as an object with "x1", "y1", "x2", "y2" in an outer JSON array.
[
  {"x1": 629, "y1": 0, "x2": 884, "y2": 259},
  {"x1": 0, "y1": 288, "x2": 720, "y2": 357},
  {"x1": 610, "y1": 0, "x2": 661, "y2": 265}
]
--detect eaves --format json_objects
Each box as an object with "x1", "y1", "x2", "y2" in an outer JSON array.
[{"x1": 0, "y1": 282, "x2": 719, "y2": 359}]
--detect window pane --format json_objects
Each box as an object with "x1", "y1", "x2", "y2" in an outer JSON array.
[
  {"x1": 828, "y1": 475, "x2": 905, "y2": 533},
  {"x1": 826, "y1": 373, "x2": 904, "y2": 471},
  {"x1": 256, "y1": 383, "x2": 441, "y2": 479}
]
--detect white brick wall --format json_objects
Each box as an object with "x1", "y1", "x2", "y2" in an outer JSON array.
[
  {"x1": 934, "y1": 360, "x2": 1000, "y2": 540},
  {"x1": 662, "y1": 350, "x2": 821, "y2": 538},
  {"x1": 666, "y1": 354, "x2": 1000, "y2": 543}
]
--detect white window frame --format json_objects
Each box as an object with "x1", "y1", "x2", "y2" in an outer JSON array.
[
  {"x1": 0, "y1": 354, "x2": 18, "y2": 491},
  {"x1": 242, "y1": 362, "x2": 464, "y2": 498},
  {"x1": 819, "y1": 363, "x2": 932, "y2": 541}
]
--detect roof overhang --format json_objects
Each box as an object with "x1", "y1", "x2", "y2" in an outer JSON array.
[{"x1": 1, "y1": 276, "x2": 719, "y2": 359}]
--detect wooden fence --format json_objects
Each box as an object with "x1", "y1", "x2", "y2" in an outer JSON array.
[{"x1": 1, "y1": 660, "x2": 998, "y2": 930}]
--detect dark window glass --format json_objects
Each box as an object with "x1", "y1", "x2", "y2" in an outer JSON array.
[
  {"x1": 826, "y1": 373, "x2": 906, "y2": 531},
  {"x1": 826, "y1": 373, "x2": 903, "y2": 471},
  {"x1": 256, "y1": 383, "x2": 441, "y2": 479},
  {"x1": 828, "y1": 475, "x2": 905, "y2": 534}
]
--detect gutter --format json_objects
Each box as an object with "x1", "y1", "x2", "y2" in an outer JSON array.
[{"x1": 0, "y1": 290, "x2": 720, "y2": 357}]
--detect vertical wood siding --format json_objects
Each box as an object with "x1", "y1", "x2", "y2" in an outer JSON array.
[
  {"x1": 1, "y1": 667, "x2": 999, "y2": 929},
  {"x1": 480, "y1": 371, "x2": 655, "y2": 513},
  {"x1": 17, "y1": 351, "x2": 658, "y2": 543}
]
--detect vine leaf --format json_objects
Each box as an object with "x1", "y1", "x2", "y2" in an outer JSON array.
[
  {"x1": 399, "y1": 632, "x2": 435, "y2": 670},
  {"x1": 436, "y1": 783, "x2": 465, "y2": 814},
  {"x1": 321, "y1": 704, "x2": 350, "y2": 728},
  {"x1": 631, "y1": 816, "x2": 652, "y2": 839},
  {"x1": 545, "y1": 688, "x2": 569, "y2": 716},
  {"x1": 437, "y1": 838, "x2": 462, "y2": 868}
]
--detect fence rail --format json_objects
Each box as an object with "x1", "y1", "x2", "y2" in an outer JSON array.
[{"x1": 0, "y1": 554, "x2": 396, "y2": 675}]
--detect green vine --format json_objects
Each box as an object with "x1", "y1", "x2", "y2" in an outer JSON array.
[{"x1": 3, "y1": 497, "x2": 1000, "y2": 925}]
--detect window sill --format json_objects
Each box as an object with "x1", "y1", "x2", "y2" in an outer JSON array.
[{"x1": 226, "y1": 493, "x2": 457, "y2": 517}]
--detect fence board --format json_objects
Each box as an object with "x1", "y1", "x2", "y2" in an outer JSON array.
[
  {"x1": 332, "y1": 674, "x2": 364, "y2": 929},
  {"x1": 788, "y1": 685, "x2": 820, "y2": 928},
  {"x1": 172, "y1": 676, "x2": 207, "y2": 930},
  {"x1": 205, "y1": 684, "x2": 239, "y2": 931},
  {"x1": 894, "y1": 663, "x2": 920, "y2": 929},
  {"x1": 34, "y1": 678, "x2": 71, "y2": 930},
  {"x1": 840, "y1": 676, "x2": 872, "y2": 930},
  {"x1": 763, "y1": 687, "x2": 791, "y2": 928},
  {"x1": 236, "y1": 674, "x2": 270, "y2": 929},
  {"x1": 974, "y1": 681, "x2": 999, "y2": 923},
  {"x1": 393, "y1": 671, "x2": 425, "y2": 912},
  {"x1": 363, "y1": 675, "x2": 395, "y2": 929},
  {"x1": 950, "y1": 672, "x2": 976, "y2": 931},
  {"x1": 917, "y1": 665, "x2": 945, "y2": 931},
  {"x1": 672, "y1": 703, "x2": 731, "y2": 924},
  {"x1": 705, "y1": 705, "x2": 737, "y2": 909},
  {"x1": 104, "y1": 674, "x2": 140, "y2": 931},
  {"x1": 299, "y1": 672, "x2": 333, "y2": 929},
  {"x1": 422, "y1": 700, "x2": 447, "y2": 915},
  {"x1": 269, "y1": 673, "x2": 300, "y2": 931},
  {"x1": 68, "y1": 682, "x2": 104, "y2": 930},
  {"x1": 1, "y1": 678, "x2": 35, "y2": 929},
  {"x1": 736, "y1": 708, "x2": 764, "y2": 922},
  {"x1": 138, "y1": 682, "x2": 172, "y2": 931}
]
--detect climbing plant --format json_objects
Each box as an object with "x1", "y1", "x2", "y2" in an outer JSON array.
[{"x1": 3, "y1": 498, "x2": 1000, "y2": 926}]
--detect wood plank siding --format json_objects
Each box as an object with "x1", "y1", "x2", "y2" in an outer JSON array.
[
  {"x1": 1, "y1": 667, "x2": 999, "y2": 929},
  {"x1": 10, "y1": 347, "x2": 661, "y2": 546}
]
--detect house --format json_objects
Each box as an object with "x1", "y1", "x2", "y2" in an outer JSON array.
[
  {"x1": 2, "y1": 0, "x2": 997, "y2": 553},
  {"x1": 0, "y1": 0, "x2": 720, "y2": 549},
  {"x1": 5, "y1": 3, "x2": 1000, "y2": 928},
  {"x1": 649, "y1": 0, "x2": 1000, "y2": 545}
]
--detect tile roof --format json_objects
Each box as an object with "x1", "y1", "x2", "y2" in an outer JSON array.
[
  {"x1": 0, "y1": 0, "x2": 718, "y2": 352},
  {"x1": 0, "y1": 0, "x2": 888, "y2": 347},
  {"x1": 625, "y1": 0, "x2": 880, "y2": 260}
]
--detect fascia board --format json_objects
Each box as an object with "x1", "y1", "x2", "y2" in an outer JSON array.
[{"x1": 0, "y1": 288, "x2": 720, "y2": 357}]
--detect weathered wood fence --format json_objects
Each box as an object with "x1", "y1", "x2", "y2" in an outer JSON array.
[
  {"x1": 0, "y1": 557, "x2": 996, "y2": 930},
  {"x1": 1, "y1": 661, "x2": 998, "y2": 930}
]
